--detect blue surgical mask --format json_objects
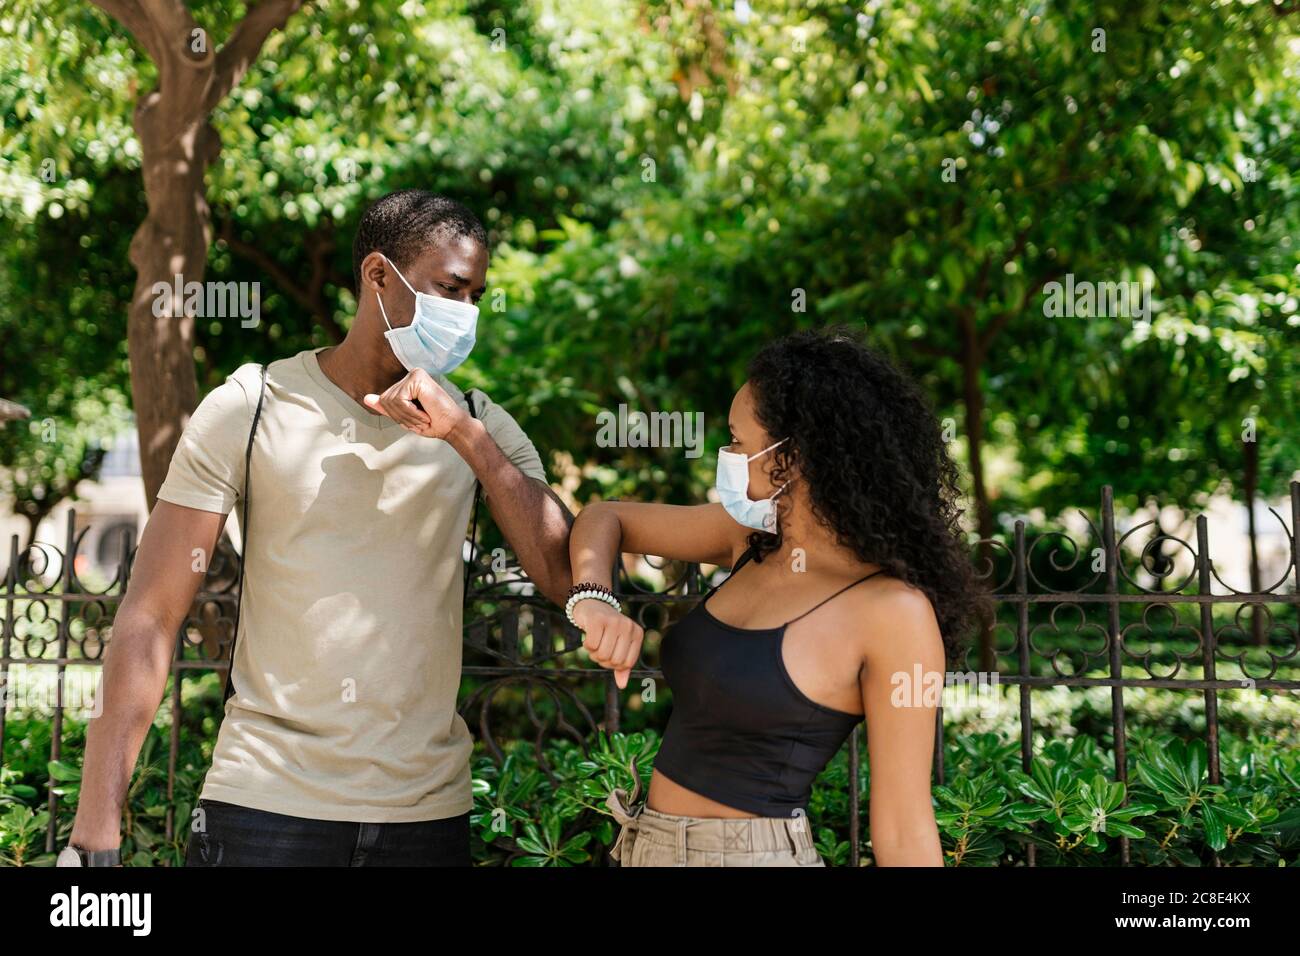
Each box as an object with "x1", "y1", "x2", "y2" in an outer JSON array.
[
  {"x1": 376, "y1": 253, "x2": 479, "y2": 375},
  {"x1": 715, "y1": 437, "x2": 790, "y2": 532}
]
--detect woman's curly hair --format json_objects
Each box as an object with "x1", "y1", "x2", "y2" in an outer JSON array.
[{"x1": 744, "y1": 326, "x2": 992, "y2": 664}]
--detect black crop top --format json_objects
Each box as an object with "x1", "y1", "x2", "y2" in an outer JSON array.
[{"x1": 655, "y1": 546, "x2": 884, "y2": 817}]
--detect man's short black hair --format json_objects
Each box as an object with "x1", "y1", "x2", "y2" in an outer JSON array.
[{"x1": 351, "y1": 189, "x2": 489, "y2": 288}]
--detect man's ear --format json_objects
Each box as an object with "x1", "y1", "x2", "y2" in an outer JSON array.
[{"x1": 360, "y1": 251, "x2": 389, "y2": 294}]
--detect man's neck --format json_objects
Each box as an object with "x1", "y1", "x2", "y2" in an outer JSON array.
[{"x1": 317, "y1": 333, "x2": 403, "y2": 406}]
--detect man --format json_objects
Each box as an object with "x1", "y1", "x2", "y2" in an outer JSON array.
[{"x1": 60, "y1": 190, "x2": 573, "y2": 867}]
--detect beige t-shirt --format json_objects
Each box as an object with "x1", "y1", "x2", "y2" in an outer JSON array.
[{"x1": 156, "y1": 347, "x2": 546, "y2": 822}]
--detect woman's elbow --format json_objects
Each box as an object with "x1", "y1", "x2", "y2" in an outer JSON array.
[{"x1": 870, "y1": 818, "x2": 945, "y2": 866}]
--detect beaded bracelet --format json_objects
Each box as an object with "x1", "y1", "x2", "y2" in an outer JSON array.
[
  {"x1": 565, "y1": 580, "x2": 614, "y2": 601},
  {"x1": 565, "y1": 582, "x2": 621, "y2": 627}
]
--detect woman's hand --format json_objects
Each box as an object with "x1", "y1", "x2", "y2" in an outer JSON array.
[{"x1": 573, "y1": 599, "x2": 643, "y2": 689}]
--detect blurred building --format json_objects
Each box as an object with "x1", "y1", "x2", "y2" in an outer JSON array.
[
  {"x1": 0, "y1": 427, "x2": 148, "y2": 584},
  {"x1": 0, "y1": 398, "x2": 30, "y2": 427}
]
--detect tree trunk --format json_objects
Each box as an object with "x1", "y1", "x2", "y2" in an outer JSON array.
[
  {"x1": 88, "y1": 0, "x2": 307, "y2": 510},
  {"x1": 127, "y1": 103, "x2": 218, "y2": 509},
  {"x1": 961, "y1": 337, "x2": 995, "y2": 672}
]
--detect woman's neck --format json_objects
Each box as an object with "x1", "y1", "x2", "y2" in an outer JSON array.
[{"x1": 765, "y1": 497, "x2": 875, "y2": 579}]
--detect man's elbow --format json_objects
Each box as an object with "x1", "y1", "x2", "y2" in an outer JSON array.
[
  {"x1": 539, "y1": 549, "x2": 573, "y2": 607},
  {"x1": 99, "y1": 609, "x2": 175, "y2": 719}
]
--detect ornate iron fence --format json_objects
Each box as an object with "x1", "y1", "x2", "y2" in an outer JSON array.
[{"x1": 2, "y1": 482, "x2": 1297, "y2": 865}]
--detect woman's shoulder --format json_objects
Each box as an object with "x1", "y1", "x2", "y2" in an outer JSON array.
[
  {"x1": 834, "y1": 573, "x2": 942, "y2": 657},
  {"x1": 866, "y1": 572, "x2": 933, "y2": 608}
]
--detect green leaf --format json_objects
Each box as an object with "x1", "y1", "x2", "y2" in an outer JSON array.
[
  {"x1": 47, "y1": 760, "x2": 82, "y2": 783},
  {"x1": 1200, "y1": 803, "x2": 1228, "y2": 851}
]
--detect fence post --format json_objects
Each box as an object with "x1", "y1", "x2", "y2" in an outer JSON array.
[
  {"x1": 1198, "y1": 508, "x2": 1229, "y2": 868},
  {"x1": 603, "y1": 674, "x2": 620, "y2": 735},
  {"x1": 1195, "y1": 514, "x2": 1221, "y2": 790},
  {"x1": 1014, "y1": 518, "x2": 1036, "y2": 867},
  {"x1": 0, "y1": 534, "x2": 17, "y2": 782},
  {"x1": 159, "y1": 525, "x2": 185, "y2": 851},
  {"x1": 1292, "y1": 481, "x2": 1300, "y2": 595},
  {"x1": 849, "y1": 724, "x2": 862, "y2": 867},
  {"x1": 1101, "y1": 486, "x2": 1130, "y2": 866},
  {"x1": 46, "y1": 510, "x2": 77, "y2": 853}
]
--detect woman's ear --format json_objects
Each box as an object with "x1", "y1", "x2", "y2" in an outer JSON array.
[{"x1": 756, "y1": 441, "x2": 793, "y2": 497}]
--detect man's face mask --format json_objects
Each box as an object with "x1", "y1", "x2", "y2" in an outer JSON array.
[
  {"x1": 714, "y1": 437, "x2": 790, "y2": 532},
  {"x1": 375, "y1": 253, "x2": 479, "y2": 375}
]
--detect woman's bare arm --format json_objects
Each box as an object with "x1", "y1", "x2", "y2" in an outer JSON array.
[
  {"x1": 569, "y1": 500, "x2": 749, "y2": 587},
  {"x1": 858, "y1": 583, "x2": 948, "y2": 866},
  {"x1": 569, "y1": 501, "x2": 749, "y2": 687}
]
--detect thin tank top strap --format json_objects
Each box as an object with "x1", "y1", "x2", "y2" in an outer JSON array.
[
  {"x1": 784, "y1": 569, "x2": 886, "y2": 625},
  {"x1": 702, "y1": 543, "x2": 758, "y2": 599}
]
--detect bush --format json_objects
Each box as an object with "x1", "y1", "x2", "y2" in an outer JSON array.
[
  {"x1": 3, "y1": 676, "x2": 1297, "y2": 866},
  {"x1": 462, "y1": 727, "x2": 1300, "y2": 867}
]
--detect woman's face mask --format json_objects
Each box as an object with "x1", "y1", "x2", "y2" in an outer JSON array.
[
  {"x1": 375, "y1": 253, "x2": 479, "y2": 375},
  {"x1": 715, "y1": 437, "x2": 789, "y2": 532}
]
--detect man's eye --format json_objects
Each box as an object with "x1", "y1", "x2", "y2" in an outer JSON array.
[{"x1": 440, "y1": 284, "x2": 458, "y2": 293}]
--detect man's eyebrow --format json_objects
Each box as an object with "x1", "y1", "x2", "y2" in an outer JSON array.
[{"x1": 450, "y1": 272, "x2": 471, "y2": 284}]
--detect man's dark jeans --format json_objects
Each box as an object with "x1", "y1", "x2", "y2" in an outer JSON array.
[{"x1": 183, "y1": 798, "x2": 472, "y2": 866}]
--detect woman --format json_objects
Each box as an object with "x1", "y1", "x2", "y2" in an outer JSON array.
[{"x1": 566, "y1": 327, "x2": 991, "y2": 867}]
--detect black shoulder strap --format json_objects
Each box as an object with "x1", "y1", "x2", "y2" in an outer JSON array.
[
  {"x1": 730, "y1": 543, "x2": 759, "y2": 576},
  {"x1": 463, "y1": 390, "x2": 482, "y2": 601},
  {"x1": 785, "y1": 569, "x2": 886, "y2": 626},
  {"x1": 702, "y1": 542, "x2": 759, "y2": 600},
  {"x1": 224, "y1": 365, "x2": 269, "y2": 704}
]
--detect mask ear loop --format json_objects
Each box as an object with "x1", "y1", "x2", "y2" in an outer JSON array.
[
  {"x1": 747, "y1": 436, "x2": 789, "y2": 462},
  {"x1": 381, "y1": 252, "x2": 419, "y2": 296},
  {"x1": 375, "y1": 252, "x2": 418, "y2": 332},
  {"x1": 376, "y1": 289, "x2": 394, "y2": 331},
  {"x1": 765, "y1": 439, "x2": 793, "y2": 522},
  {"x1": 746, "y1": 436, "x2": 792, "y2": 497}
]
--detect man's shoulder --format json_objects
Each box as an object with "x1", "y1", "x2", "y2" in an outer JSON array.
[
  {"x1": 191, "y1": 351, "x2": 310, "y2": 425},
  {"x1": 224, "y1": 350, "x2": 313, "y2": 394},
  {"x1": 224, "y1": 362, "x2": 263, "y2": 397},
  {"x1": 434, "y1": 376, "x2": 489, "y2": 417},
  {"x1": 448, "y1": 382, "x2": 545, "y2": 479},
  {"x1": 434, "y1": 373, "x2": 466, "y2": 399}
]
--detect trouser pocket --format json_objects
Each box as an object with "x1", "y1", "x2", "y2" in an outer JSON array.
[
  {"x1": 184, "y1": 801, "x2": 223, "y2": 866},
  {"x1": 183, "y1": 797, "x2": 354, "y2": 866}
]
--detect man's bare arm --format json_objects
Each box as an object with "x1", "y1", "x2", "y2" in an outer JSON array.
[
  {"x1": 363, "y1": 369, "x2": 574, "y2": 606},
  {"x1": 450, "y1": 420, "x2": 573, "y2": 606},
  {"x1": 69, "y1": 502, "x2": 227, "y2": 852}
]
